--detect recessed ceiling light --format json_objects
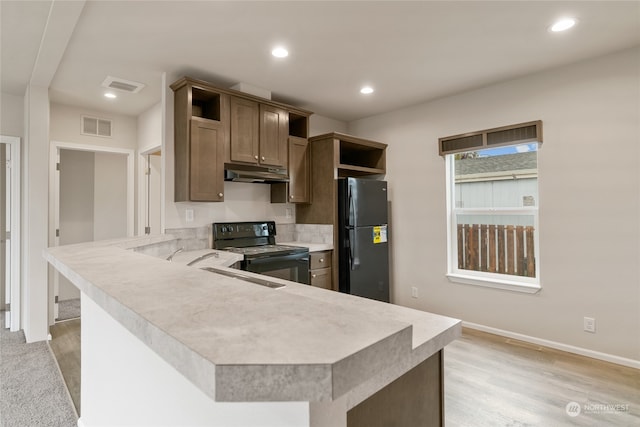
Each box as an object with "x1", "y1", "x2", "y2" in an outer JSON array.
[
  {"x1": 550, "y1": 18, "x2": 577, "y2": 32},
  {"x1": 360, "y1": 86, "x2": 374, "y2": 95},
  {"x1": 104, "y1": 92, "x2": 117, "y2": 99},
  {"x1": 271, "y1": 47, "x2": 289, "y2": 58}
]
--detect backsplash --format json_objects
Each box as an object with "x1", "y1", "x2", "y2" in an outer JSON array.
[
  {"x1": 164, "y1": 226, "x2": 210, "y2": 250},
  {"x1": 162, "y1": 223, "x2": 333, "y2": 249},
  {"x1": 276, "y1": 223, "x2": 333, "y2": 244}
]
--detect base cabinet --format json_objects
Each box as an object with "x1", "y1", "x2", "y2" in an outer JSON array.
[
  {"x1": 347, "y1": 350, "x2": 444, "y2": 427},
  {"x1": 310, "y1": 251, "x2": 332, "y2": 289}
]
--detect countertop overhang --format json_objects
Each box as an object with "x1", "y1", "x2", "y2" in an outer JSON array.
[{"x1": 44, "y1": 235, "x2": 461, "y2": 405}]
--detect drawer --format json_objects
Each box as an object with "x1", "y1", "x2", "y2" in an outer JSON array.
[
  {"x1": 310, "y1": 267, "x2": 331, "y2": 289},
  {"x1": 310, "y1": 250, "x2": 332, "y2": 270}
]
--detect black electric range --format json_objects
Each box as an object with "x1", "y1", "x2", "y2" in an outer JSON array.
[{"x1": 211, "y1": 221, "x2": 309, "y2": 284}]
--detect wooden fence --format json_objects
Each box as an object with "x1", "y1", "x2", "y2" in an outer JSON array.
[{"x1": 457, "y1": 224, "x2": 535, "y2": 277}]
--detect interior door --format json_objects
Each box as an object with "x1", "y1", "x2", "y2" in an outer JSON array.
[
  {"x1": 145, "y1": 151, "x2": 162, "y2": 234},
  {"x1": 1, "y1": 136, "x2": 20, "y2": 331},
  {"x1": 2, "y1": 144, "x2": 8, "y2": 327}
]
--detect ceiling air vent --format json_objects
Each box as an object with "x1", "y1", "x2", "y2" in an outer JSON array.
[
  {"x1": 82, "y1": 115, "x2": 112, "y2": 137},
  {"x1": 101, "y1": 76, "x2": 145, "y2": 93}
]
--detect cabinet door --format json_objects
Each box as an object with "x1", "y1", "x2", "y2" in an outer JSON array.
[
  {"x1": 288, "y1": 136, "x2": 310, "y2": 203},
  {"x1": 190, "y1": 118, "x2": 224, "y2": 201},
  {"x1": 229, "y1": 96, "x2": 259, "y2": 164},
  {"x1": 310, "y1": 267, "x2": 331, "y2": 289},
  {"x1": 259, "y1": 105, "x2": 288, "y2": 168}
]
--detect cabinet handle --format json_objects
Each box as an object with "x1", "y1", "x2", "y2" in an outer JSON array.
[
  {"x1": 290, "y1": 195, "x2": 294, "y2": 199},
  {"x1": 261, "y1": 156, "x2": 265, "y2": 161},
  {"x1": 319, "y1": 258, "x2": 324, "y2": 263},
  {"x1": 254, "y1": 155, "x2": 259, "y2": 160},
  {"x1": 311, "y1": 274, "x2": 317, "y2": 278},
  {"x1": 218, "y1": 193, "x2": 223, "y2": 198}
]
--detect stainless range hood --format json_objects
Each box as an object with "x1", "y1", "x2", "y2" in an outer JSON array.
[{"x1": 224, "y1": 164, "x2": 289, "y2": 183}]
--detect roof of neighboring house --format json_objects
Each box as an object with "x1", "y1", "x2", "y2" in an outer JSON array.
[{"x1": 455, "y1": 151, "x2": 537, "y2": 176}]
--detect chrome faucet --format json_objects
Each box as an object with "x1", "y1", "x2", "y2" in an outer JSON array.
[
  {"x1": 186, "y1": 251, "x2": 220, "y2": 266},
  {"x1": 165, "y1": 247, "x2": 184, "y2": 261}
]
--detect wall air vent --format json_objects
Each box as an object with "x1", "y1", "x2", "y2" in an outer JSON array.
[
  {"x1": 101, "y1": 76, "x2": 145, "y2": 93},
  {"x1": 82, "y1": 115, "x2": 112, "y2": 137}
]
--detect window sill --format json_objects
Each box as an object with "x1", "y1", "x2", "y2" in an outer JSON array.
[{"x1": 446, "y1": 273, "x2": 541, "y2": 294}]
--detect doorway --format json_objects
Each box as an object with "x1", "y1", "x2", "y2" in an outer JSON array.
[
  {"x1": 139, "y1": 147, "x2": 163, "y2": 235},
  {"x1": 0, "y1": 136, "x2": 21, "y2": 332},
  {"x1": 49, "y1": 142, "x2": 134, "y2": 321}
]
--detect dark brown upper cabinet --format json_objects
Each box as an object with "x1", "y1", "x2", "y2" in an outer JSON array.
[
  {"x1": 171, "y1": 77, "x2": 312, "y2": 203},
  {"x1": 229, "y1": 98, "x2": 289, "y2": 168},
  {"x1": 171, "y1": 79, "x2": 229, "y2": 202}
]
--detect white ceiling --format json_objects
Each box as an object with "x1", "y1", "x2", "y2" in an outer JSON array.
[{"x1": 2, "y1": 1, "x2": 639, "y2": 122}]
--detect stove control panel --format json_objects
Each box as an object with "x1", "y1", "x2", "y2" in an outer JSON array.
[{"x1": 211, "y1": 221, "x2": 277, "y2": 248}]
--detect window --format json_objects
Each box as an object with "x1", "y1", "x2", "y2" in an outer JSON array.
[{"x1": 441, "y1": 122, "x2": 542, "y2": 293}]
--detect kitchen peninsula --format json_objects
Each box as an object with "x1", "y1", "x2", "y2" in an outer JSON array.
[{"x1": 44, "y1": 235, "x2": 460, "y2": 427}]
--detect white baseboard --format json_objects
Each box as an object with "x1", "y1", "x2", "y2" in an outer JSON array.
[{"x1": 462, "y1": 321, "x2": 640, "y2": 370}]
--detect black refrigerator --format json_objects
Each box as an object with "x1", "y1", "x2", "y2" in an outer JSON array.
[{"x1": 337, "y1": 177, "x2": 390, "y2": 302}]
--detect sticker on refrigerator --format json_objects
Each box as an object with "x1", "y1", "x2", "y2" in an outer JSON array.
[{"x1": 373, "y1": 225, "x2": 388, "y2": 244}]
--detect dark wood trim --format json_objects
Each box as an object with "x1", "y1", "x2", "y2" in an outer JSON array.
[{"x1": 439, "y1": 120, "x2": 542, "y2": 156}]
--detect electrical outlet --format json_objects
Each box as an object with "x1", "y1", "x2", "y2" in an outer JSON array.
[
  {"x1": 583, "y1": 317, "x2": 596, "y2": 333},
  {"x1": 185, "y1": 209, "x2": 194, "y2": 223},
  {"x1": 411, "y1": 286, "x2": 418, "y2": 298}
]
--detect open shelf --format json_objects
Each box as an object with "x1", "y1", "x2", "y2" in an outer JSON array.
[
  {"x1": 337, "y1": 164, "x2": 386, "y2": 177},
  {"x1": 191, "y1": 87, "x2": 221, "y2": 121},
  {"x1": 338, "y1": 139, "x2": 386, "y2": 172},
  {"x1": 289, "y1": 112, "x2": 308, "y2": 138}
]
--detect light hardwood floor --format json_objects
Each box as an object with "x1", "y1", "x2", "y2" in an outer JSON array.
[
  {"x1": 48, "y1": 321, "x2": 639, "y2": 426},
  {"x1": 49, "y1": 318, "x2": 81, "y2": 415},
  {"x1": 445, "y1": 328, "x2": 639, "y2": 426}
]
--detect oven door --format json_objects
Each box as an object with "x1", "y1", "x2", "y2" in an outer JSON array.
[{"x1": 244, "y1": 252, "x2": 310, "y2": 285}]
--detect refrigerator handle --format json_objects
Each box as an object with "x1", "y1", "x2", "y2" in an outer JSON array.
[
  {"x1": 348, "y1": 184, "x2": 356, "y2": 228},
  {"x1": 349, "y1": 228, "x2": 360, "y2": 270}
]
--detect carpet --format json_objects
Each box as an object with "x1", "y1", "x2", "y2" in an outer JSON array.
[
  {"x1": 0, "y1": 317, "x2": 77, "y2": 427},
  {"x1": 57, "y1": 299, "x2": 80, "y2": 322}
]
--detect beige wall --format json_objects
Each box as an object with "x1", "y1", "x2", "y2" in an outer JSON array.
[
  {"x1": 138, "y1": 102, "x2": 162, "y2": 153},
  {"x1": 309, "y1": 114, "x2": 348, "y2": 136},
  {"x1": 94, "y1": 152, "x2": 128, "y2": 241},
  {"x1": 50, "y1": 103, "x2": 137, "y2": 150},
  {"x1": 348, "y1": 47, "x2": 640, "y2": 361},
  {"x1": 0, "y1": 92, "x2": 24, "y2": 138}
]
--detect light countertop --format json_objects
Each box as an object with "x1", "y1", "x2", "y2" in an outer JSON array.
[
  {"x1": 166, "y1": 248, "x2": 243, "y2": 268},
  {"x1": 44, "y1": 235, "x2": 460, "y2": 406},
  {"x1": 279, "y1": 241, "x2": 333, "y2": 252}
]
